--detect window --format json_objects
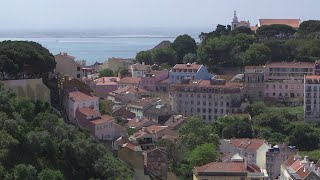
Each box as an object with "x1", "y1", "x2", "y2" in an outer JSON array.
[
  {"x1": 77, "y1": 74, "x2": 81, "y2": 78},
  {"x1": 77, "y1": 67, "x2": 81, "y2": 71}
]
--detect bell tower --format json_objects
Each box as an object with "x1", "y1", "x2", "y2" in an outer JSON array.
[{"x1": 231, "y1": 10, "x2": 239, "y2": 30}]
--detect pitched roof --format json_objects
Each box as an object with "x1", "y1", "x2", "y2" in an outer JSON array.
[
  {"x1": 77, "y1": 107, "x2": 100, "y2": 116},
  {"x1": 131, "y1": 63, "x2": 150, "y2": 71},
  {"x1": 259, "y1": 19, "x2": 300, "y2": 28},
  {"x1": 90, "y1": 115, "x2": 114, "y2": 125},
  {"x1": 54, "y1": 52, "x2": 75, "y2": 60},
  {"x1": 172, "y1": 63, "x2": 202, "y2": 70},
  {"x1": 128, "y1": 98, "x2": 156, "y2": 107},
  {"x1": 122, "y1": 142, "x2": 142, "y2": 151},
  {"x1": 118, "y1": 77, "x2": 141, "y2": 84},
  {"x1": 95, "y1": 77, "x2": 119, "y2": 86},
  {"x1": 68, "y1": 91, "x2": 98, "y2": 101},
  {"x1": 195, "y1": 162, "x2": 246, "y2": 173},
  {"x1": 111, "y1": 85, "x2": 148, "y2": 95},
  {"x1": 126, "y1": 118, "x2": 157, "y2": 129},
  {"x1": 229, "y1": 138, "x2": 267, "y2": 151}
]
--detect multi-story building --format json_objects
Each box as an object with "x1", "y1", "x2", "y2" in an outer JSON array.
[
  {"x1": 193, "y1": 155, "x2": 268, "y2": 180},
  {"x1": 127, "y1": 98, "x2": 156, "y2": 118},
  {"x1": 54, "y1": 52, "x2": 83, "y2": 79},
  {"x1": 117, "y1": 77, "x2": 141, "y2": 89},
  {"x1": 140, "y1": 70, "x2": 169, "y2": 91},
  {"x1": 130, "y1": 63, "x2": 151, "y2": 78},
  {"x1": 75, "y1": 107, "x2": 127, "y2": 140},
  {"x1": 100, "y1": 57, "x2": 134, "y2": 73},
  {"x1": 243, "y1": 66, "x2": 264, "y2": 100},
  {"x1": 170, "y1": 78, "x2": 246, "y2": 123},
  {"x1": 266, "y1": 144, "x2": 298, "y2": 180},
  {"x1": 219, "y1": 138, "x2": 271, "y2": 169},
  {"x1": 65, "y1": 91, "x2": 99, "y2": 122},
  {"x1": 280, "y1": 155, "x2": 320, "y2": 180},
  {"x1": 169, "y1": 63, "x2": 213, "y2": 83},
  {"x1": 93, "y1": 77, "x2": 119, "y2": 99},
  {"x1": 264, "y1": 62, "x2": 315, "y2": 104},
  {"x1": 304, "y1": 75, "x2": 320, "y2": 123},
  {"x1": 143, "y1": 148, "x2": 168, "y2": 180}
]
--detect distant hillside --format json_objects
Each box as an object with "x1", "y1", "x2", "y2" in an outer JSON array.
[{"x1": 152, "y1": 40, "x2": 171, "y2": 50}]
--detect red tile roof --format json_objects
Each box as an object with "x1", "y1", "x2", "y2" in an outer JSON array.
[
  {"x1": 95, "y1": 77, "x2": 119, "y2": 86},
  {"x1": 195, "y1": 162, "x2": 246, "y2": 173},
  {"x1": 259, "y1": 19, "x2": 300, "y2": 28},
  {"x1": 230, "y1": 138, "x2": 267, "y2": 151},
  {"x1": 128, "y1": 98, "x2": 156, "y2": 107},
  {"x1": 126, "y1": 117, "x2": 157, "y2": 129},
  {"x1": 173, "y1": 63, "x2": 202, "y2": 70},
  {"x1": 111, "y1": 85, "x2": 148, "y2": 94},
  {"x1": 90, "y1": 115, "x2": 114, "y2": 125},
  {"x1": 68, "y1": 91, "x2": 98, "y2": 101},
  {"x1": 77, "y1": 107, "x2": 100, "y2": 116},
  {"x1": 296, "y1": 166, "x2": 311, "y2": 179},
  {"x1": 118, "y1": 77, "x2": 141, "y2": 84}
]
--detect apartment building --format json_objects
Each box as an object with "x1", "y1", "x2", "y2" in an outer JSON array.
[
  {"x1": 219, "y1": 138, "x2": 271, "y2": 169},
  {"x1": 54, "y1": 52, "x2": 83, "y2": 79},
  {"x1": 143, "y1": 148, "x2": 168, "y2": 180},
  {"x1": 193, "y1": 155, "x2": 268, "y2": 180},
  {"x1": 169, "y1": 63, "x2": 213, "y2": 83},
  {"x1": 170, "y1": 78, "x2": 245, "y2": 123},
  {"x1": 266, "y1": 144, "x2": 298, "y2": 180},
  {"x1": 130, "y1": 63, "x2": 151, "y2": 78},
  {"x1": 304, "y1": 75, "x2": 320, "y2": 123},
  {"x1": 243, "y1": 66, "x2": 264, "y2": 100},
  {"x1": 264, "y1": 62, "x2": 314, "y2": 104},
  {"x1": 65, "y1": 91, "x2": 99, "y2": 122}
]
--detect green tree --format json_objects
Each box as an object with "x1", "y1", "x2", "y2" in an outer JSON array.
[
  {"x1": 289, "y1": 124, "x2": 319, "y2": 151},
  {"x1": 241, "y1": 43, "x2": 271, "y2": 65},
  {"x1": 299, "y1": 20, "x2": 320, "y2": 36},
  {"x1": 172, "y1": 34, "x2": 197, "y2": 62},
  {"x1": 182, "y1": 53, "x2": 197, "y2": 64},
  {"x1": 13, "y1": 164, "x2": 37, "y2": 180},
  {"x1": 231, "y1": 26, "x2": 253, "y2": 35},
  {"x1": 187, "y1": 143, "x2": 218, "y2": 167},
  {"x1": 136, "y1": 51, "x2": 153, "y2": 65},
  {"x1": 256, "y1": 24, "x2": 297, "y2": 40},
  {"x1": 179, "y1": 116, "x2": 219, "y2": 150},
  {"x1": 99, "y1": 69, "x2": 114, "y2": 77},
  {"x1": 151, "y1": 47, "x2": 177, "y2": 66},
  {"x1": 38, "y1": 168, "x2": 64, "y2": 180},
  {"x1": 0, "y1": 41, "x2": 56, "y2": 80}
]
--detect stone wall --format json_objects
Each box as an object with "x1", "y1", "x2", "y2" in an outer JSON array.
[{"x1": 1, "y1": 78, "x2": 51, "y2": 104}]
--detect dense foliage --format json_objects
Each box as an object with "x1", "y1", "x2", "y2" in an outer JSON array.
[
  {"x1": 0, "y1": 41, "x2": 56, "y2": 80},
  {"x1": 99, "y1": 68, "x2": 115, "y2": 77},
  {"x1": 0, "y1": 85, "x2": 132, "y2": 180},
  {"x1": 171, "y1": 34, "x2": 197, "y2": 63}
]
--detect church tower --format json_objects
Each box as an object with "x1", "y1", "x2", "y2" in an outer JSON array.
[{"x1": 231, "y1": 10, "x2": 239, "y2": 30}]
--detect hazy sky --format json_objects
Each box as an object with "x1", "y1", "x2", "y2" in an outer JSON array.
[{"x1": 1, "y1": 0, "x2": 320, "y2": 31}]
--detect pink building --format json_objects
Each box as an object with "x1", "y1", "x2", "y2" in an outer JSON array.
[
  {"x1": 65, "y1": 91, "x2": 99, "y2": 122},
  {"x1": 75, "y1": 107, "x2": 127, "y2": 140},
  {"x1": 140, "y1": 70, "x2": 168, "y2": 91},
  {"x1": 94, "y1": 77, "x2": 119, "y2": 99},
  {"x1": 264, "y1": 62, "x2": 315, "y2": 104}
]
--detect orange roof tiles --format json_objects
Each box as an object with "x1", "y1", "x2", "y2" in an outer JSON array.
[
  {"x1": 90, "y1": 115, "x2": 114, "y2": 125},
  {"x1": 118, "y1": 77, "x2": 141, "y2": 84},
  {"x1": 259, "y1": 19, "x2": 300, "y2": 28},
  {"x1": 78, "y1": 107, "x2": 100, "y2": 116},
  {"x1": 195, "y1": 162, "x2": 246, "y2": 173},
  {"x1": 68, "y1": 91, "x2": 98, "y2": 101},
  {"x1": 230, "y1": 138, "x2": 267, "y2": 151},
  {"x1": 111, "y1": 85, "x2": 148, "y2": 94},
  {"x1": 173, "y1": 63, "x2": 202, "y2": 70},
  {"x1": 296, "y1": 167, "x2": 311, "y2": 179},
  {"x1": 126, "y1": 117, "x2": 157, "y2": 129}
]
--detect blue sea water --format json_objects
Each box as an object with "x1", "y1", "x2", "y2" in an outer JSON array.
[{"x1": 0, "y1": 27, "x2": 209, "y2": 65}]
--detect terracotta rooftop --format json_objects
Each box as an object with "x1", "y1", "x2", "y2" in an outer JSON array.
[
  {"x1": 295, "y1": 166, "x2": 310, "y2": 179},
  {"x1": 55, "y1": 52, "x2": 75, "y2": 60},
  {"x1": 68, "y1": 91, "x2": 98, "y2": 102},
  {"x1": 111, "y1": 85, "x2": 148, "y2": 95},
  {"x1": 172, "y1": 63, "x2": 202, "y2": 70},
  {"x1": 90, "y1": 115, "x2": 114, "y2": 125},
  {"x1": 126, "y1": 117, "x2": 157, "y2": 129},
  {"x1": 229, "y1": 138, "x2": 267, "y2": 151},
  {"x1": 265, "y1": 62, "x2": 314, "y2": 68},
  {"x1": 128, "y1": 98, "x2": 156, "y2": 107},
  {"x1": 77, "y1": 107, "x2": 100, "y2": 117},
  {"x1": 131, "y1": 63, "x2": 150, "y2": 71},
  {"x1": 122, "y1": 142, "x2": 142, "y2": 152},
  {"x1": 118, "y1": 77, "x2": 141, "y2": 84},
  {"x1": 133, "y1": 125, "x2": 168, "y2": 139},
  {"x1": 195, "y1": 162, "x2": 246, "y2": 173},
  {"x1": 95, "y1": 77, "x2": 119, "y2": 86},
  {"x1": 259, "y1": 19, "x2": 300, "y2": 28},
  {"x1": 250, "y1": 26, "x2": 258, "y2": 31}
]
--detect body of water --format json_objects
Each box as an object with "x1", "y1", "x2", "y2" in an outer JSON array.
[{"x1": 0, "y1": 28, "x2": 209, "y2": 65}]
